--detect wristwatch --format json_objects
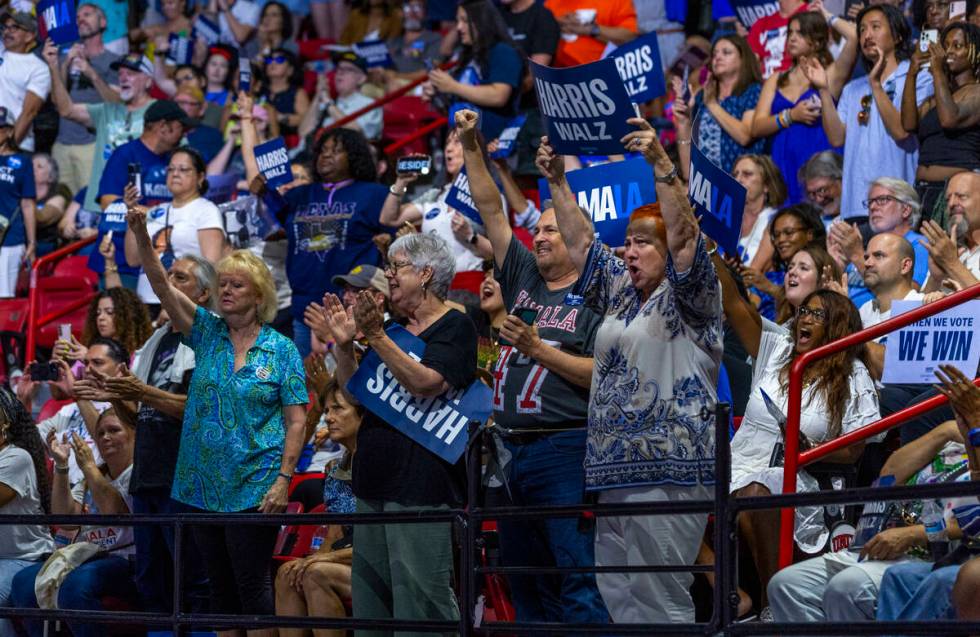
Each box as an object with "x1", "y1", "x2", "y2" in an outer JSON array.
[
  {"x1": 590, "y1": 23, "x2": 600, "y2": 37},
  {"x1": 654, "y1": 165, "x2": 678, "y2": 184}
]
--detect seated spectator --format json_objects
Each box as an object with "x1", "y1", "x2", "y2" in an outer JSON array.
[
  {"x1": 305, "y1": 264, "x2": 389, "y2": 356},
  {"x1": 298, "y1": 52, "x2": 382, "y2": 144},
  {"x1": 261, "y1": 49, "x2": 310, "y2": 144},
  {"x1": 275, "y1": 379, "x2": 361, "y2": 637},
  {"x1": 545, "y1": 0, "x2": 638, "y2": 68},
  {"x1": 901, "y1": 22, "x2": 980, "y2": 224},
  {"x1": 11, "y1": 408, "x2": 137, "y2": 637},
  {"x1": 800, "y1": 150, "x2": 844, "y2": 227},
  {"x1": 208, "y1": 0, "x2": 260, "y2": 46},
  {"x1": 137, "y1": 0, "x2": 193, "y2": 44},
  {"x1": 339, "y1": 0, "x2": 403, "y2": 45},
  {"x1": 384, "y1": 0, "x2": 443, "y2": 87},
  {"x1": 0, "y1": 107, "x2": 37, "y2": 298},
  {"x1": 154, "y1": 63, "x2": 224, "y2": 129},
  {"x1": 123, "y1": 147, "x2": 225, "y2": 308},
  {"x1": 203, "y1": 45, "x2": 236, "y2": 108},
  {"x1": 731, "y1": 154, "x2": 788, "y2": 268},
  {"x1": 747, "y1": 0, "x2": 807, "y2": 79},
  {"x1": 175, "y1": 87, "x2": 225, "y2": 163},
  {"x1": 857, "y1": 233, "x2": 925, "y2": 329},
  {"x1": 0, "y1": 388, "x2": 53, "y2": 634},
  {"x1": 0, "y1": 11, "x2": 51, "y2": 152},
  {"x1": 54, "y1": 288, "x2": 152, "y2": 364},
  {"x1": 921, "y1": 170, "x2": 980, "y2": 292},
  {"x1": 32, "y1": 154, "x2": 73, "y2": 256},
  {"x1": 807, "y1": 4, "x2": 933, "y2": 219},
  {"x1": 673, "y1": 35, "x2": 765, "y2": 175},
  {"x1": 424, "y1": 0, "x2": 524, "y2": 140}
]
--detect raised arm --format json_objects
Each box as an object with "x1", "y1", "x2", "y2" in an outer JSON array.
[
  {"x1": 928, "y1": 43, "x2": 980, "y2": 129},
  {"x1": 868, "y1": 48, "x2": 910, "y2": 142},
  {"x1": 42, "y1": 39, "x2": 92, "y2": 127},
  {"x1": 901, "y1": 51, "x2": 927, "y2": 132},
  {"x1": 238, "y1": 92, "x2": 260, "y2": 183},
  {"x1": 535, "y1": 137, "x2": 593, "y2": 275},
  {"x1": 802, "y1": 57, "x2": 846, "y2": 147},
  {"x1": 825, "y1": 12, "x2": 859, "y2": 96},
  {"x1": 712, "y1": 252, "x2": 763, "y2": 358},
  {"x1": 456, "y1": 109, "x2": 512, "y2": 267}
]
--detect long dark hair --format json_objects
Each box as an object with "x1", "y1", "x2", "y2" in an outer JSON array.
[
  {"x1": 711, "y1": 35, "x2": 762, "y2": 97},
  {"x1": 774, "y1": 243, "x2": 842, "y2": 324},
  {"x1": 313, "y1": 128, "x2": 378, "y2": 183},
  {"x1": 857, "y1": 4, "x2": 913, "y2": 70},
  {"x1": 780, "y1": 290, "x2": 869, "y2": 440},
  {"x1": 457, "y1": 0, "x2": 523, "y2": 77},
  {"x1": 0, "y1": 388, "x2": 51, "y2": 513},
  {"x1": 260, "y1": 0, "x2": 294, "y2": 40},
  {"x1": 778, "y1": 12, "x2": 833, "y2": 88},
  {"x1": 768, "y1": 202, "x2": 827, "y2": 271}
]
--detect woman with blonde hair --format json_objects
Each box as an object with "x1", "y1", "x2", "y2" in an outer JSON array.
[{"x1": 127, "y1": 198, "x2": 308, "y2": 635}]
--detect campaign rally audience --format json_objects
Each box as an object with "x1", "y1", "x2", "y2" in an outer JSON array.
[{"x1": 2, "y1": 0, "x2": 980, "y2": 632}]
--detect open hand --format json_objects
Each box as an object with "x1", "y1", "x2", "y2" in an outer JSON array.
[
  {"x1": 934, "y1": 364, "x2": 980, "y2": 435},
  {"x1": 48, "y1": 431, "x2": 71, "y2": 466},
  {"x1": 321, "y1": 293, "x2": 357, "y2": 348},
  {"x1": 353, "y1": 290, "x2": 385, "y2": 340}
]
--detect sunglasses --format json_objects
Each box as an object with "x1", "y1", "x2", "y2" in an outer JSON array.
[
  {"x1": 857, "y1": 94, "x2": 873, "y2": 125},
  {"x1": 265, "y1": 55, "x2": 288, "y2": 65}
]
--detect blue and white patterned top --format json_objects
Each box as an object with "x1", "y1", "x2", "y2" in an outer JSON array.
[
  {"x1": 573, "y1": 236, "x2": 723, "y2": 490},
  {"x1": 172, "y1": 307, "x2": 308, "y2": 512},
  {"x1": 694, "y1": 83, "x2": 765, "y2": 174},
  {"x1": 322, "y1": 458, "x2": 356, "y2": 515}
]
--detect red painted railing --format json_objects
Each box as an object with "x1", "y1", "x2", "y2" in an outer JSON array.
[
  {"x1": 25, "y1": 236, "x2": 98, "y2": 362},
  {"x1": 778, "y1": 282, "x2": 980, "y2": 568},
  {"x1": 384, "y1": 116, "x2": 449, "y2": 155}
]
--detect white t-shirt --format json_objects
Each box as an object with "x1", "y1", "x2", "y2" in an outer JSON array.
[
  {"x1": 413, "y1": 183, "x2": 490, "y2": 274},
  {"x1": 71, "y1": 464, "x2": 135, "y2": 556},
  {"x1": 739, "y1": 206, "x2": 775, "y2": 265},
  {"x1": 219, "y1": 0, "x2": 261, "y2": 45},
  {"x1": 0, "y1": 445, "x2": 54, "y2": 560},
  {"x1": 859, "y1": 289, "x2": 925, "y2": 337},
  {"x1": 320, "y1": 92, "x2": 383, "y2": 141},
  {"x1": 38, "y1": 402, "x2": 110, "y2": 486},
  {"x1": 0, "y1": 50, "x2": 52, "y2": 152},
  {"x1": 923, "y1": 243, "x2": 980, "y2": 289},
  {"x1": 137, "y1": 197, "x2": 225, "y2": 304}
]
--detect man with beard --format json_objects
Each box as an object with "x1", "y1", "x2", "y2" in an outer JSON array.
[
  {"x1": 44, "y1": 41, "x2": 155, "y2": 215},
  {"x1": 921, "y1": 171, "x2": 980, "y2": 291},
  {"x1": 50, "y1": 3, "x2": 121, "y2": 194},
  {"x1": 0, "y1": 12, "x2": 51, "y2": 152}
]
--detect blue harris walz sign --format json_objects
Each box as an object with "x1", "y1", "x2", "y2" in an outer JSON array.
[
  {"x1": 531, "y1": 59, "x2": 636, "y2": 156},
  {"x1": 347, "y1": 324, "x2": 493, "y2": 464},
  {"x1": 354, "y1": 39, "x2": 393, "y2": 68},
  {"x1": 445, "y1": 167, "x2": 483, "y2": 226},
  {"x1": 253, "y1": 137, "x2": 292, "y2": 189},
  {"x1": 688, "y1": 143, "x2": 746, "y2": 257},
  {"x1": 38, "y1": 0, "x2": 80, "y2": 45},
  {"x1": 606, "y1": 32, "x2": 666, "y2": 104},
  {"x1": 538, "y1": 156, "x2": 656, "y2": 247},
  {"x1": 729, "y1": 0, "x2": 779, "y2": 29}
]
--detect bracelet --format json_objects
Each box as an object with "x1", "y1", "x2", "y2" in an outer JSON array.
[
  {"x1": 828, "y1": 14, "x2": 838, "y2": 28},
  {"x1": 676, "y1": 139, "x2": 691, "y2": 145},
  {"x1": 389, "y1": 184, "x2": 406, "y2": 197},
  {"x1": 55, "y1": 464, "x2": 69, "y2": 474},
  {"x1": 277, "y1": 471, "x2": 293, "y2": 482}
]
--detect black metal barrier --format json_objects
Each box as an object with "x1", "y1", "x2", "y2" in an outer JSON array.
[{"x1": 2, "y1": 403, "x2": 980, "y2": 635}]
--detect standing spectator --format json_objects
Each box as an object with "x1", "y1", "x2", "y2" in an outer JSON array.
[
  {"x1": 800, "y1": 150, "x2": 844, "y2": 227},
  {"x1": 0, "y1": 389, "x2": 53, "y2": 637},
  {"x1": 921, "y1": 170, "x2": 980, "y2": 291},
  {"x1": 32, "y1": 153, "x2": 72, "y2": 256},
  {"x1": 51, "y1": 3, "x2": 120, "y2": 195},
  {"x1": 203, "y1": 46, "x2": 236, "y2": 108},
  {"x1": 385, "y1": 0, "x2": 443, "y2": 83},
  {"x1": 748, "y1": 0, "x2": 807, "y2": 79},
  {"x1": 457, "y1": 110, "x2": 608, "y2": 624},
  {"x1": 857, "y1": 233, "x2": 924, "y2": 329},
  {"x1": 135, "y1": 0, "x2": 193, "y2": 43},
  {"x1": 540, "y1": 119, "x2": 722, "y2": 623},
  {"x1": 54, "y1": 289, "x2": 153, "y2": 366},
  {"x1": 339, "y1": 0, "x2": 403, "y2": 45},
  {"x1": 673, "y1": 35, "x2": 765, "y2": 176},
  {"x1": 175, "y1": 86, "x2": 225, "y2": 163},
  {"x1": 731, "y1": 154, "x2": 788, "y2": 268},
  {"x1": 211, "y1": 0, "x2": 261, "y2": 46},
  {"x1": 250, "y1": 1, "x2": 297, "y2": 59},
  {"x1": 90, "y1": 0, "x2": 130, "y2": 54},
  {"x1": 425, "y1": 0, "x2": 525, "y2": 141},
  {"x1": 0, "y1": 12, "x2": 51, "y2": 153},
  {"x1": 44, "y1": 42, "x2": 156, "y2": 216},
  {"x1": 752, "y1": 9, "x2": 856, "y2": 203},
  {"x1": 901, "y1": 22, "x2": 980, "y2": 223},
  {"x1": 0, "y1": 108, "x2": 36, "y2": 299},
  {"x1": 544, "y1": 0, "x2": 638, "y2": 67},
  {"x1": 299, "y1": 52, "x2": 382, "y2": 143},
  {"x1": 807, "y1": 4, "x2": 933, "y2": 219},
  {"x1": 128, "y1": 200, "x2": 308, "y2": 624},
  {"x1": 261, "y1": 49, "x2": 310, "y2": 144}
]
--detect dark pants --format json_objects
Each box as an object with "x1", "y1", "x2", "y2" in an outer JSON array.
[
  {"x1": 131, "y1": 490, "x2": 210, "y2": 614},
  {"x1": 879, "y1": 383, "x2": 953, "y2": 444},
  {"x1": 188, "y1": 507, "x2": 279, "y2": 616},
  {"x1": 494, "y1": 430, "x2": 610, "y2": 624}
]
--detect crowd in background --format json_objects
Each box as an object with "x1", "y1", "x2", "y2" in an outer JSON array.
[{"x1": 0, "y1": 0, "x2": 979, "y2": 634}]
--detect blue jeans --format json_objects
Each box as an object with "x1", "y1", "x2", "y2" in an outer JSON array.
[
  {"x1": 495, "y1": 429, "x2": 610, "y2": 624},
  {"x1": 131, "y1": 491, "x2": 210, "y2": 614},
  {"x1": 1, "y1": 558, "x2": 39, "y2": 637},
  {"x1": 292, "y1": 318, "x2": 312, "y2": 359},
  {"x1": 876, "y1": 560, "x2": 960, "y2": 621},
  {"x1": 11, "y1": 554, "x2": 136, "y2": 637}
]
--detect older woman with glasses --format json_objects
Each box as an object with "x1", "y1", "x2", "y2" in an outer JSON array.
[{"x1": 315, "y1": 232, "x2": 476, "y2": 630}]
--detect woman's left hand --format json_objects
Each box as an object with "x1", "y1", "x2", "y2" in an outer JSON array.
[
  {"x1": 353, "y1": 290, "x2": 385, "y2": 340},
  {"x1": 927, "y1": 42, "x2": 946, "y2": 76},
  {"x1": 70, "y1": 432, "x2": 98, "y2": 474},
  {"x1": 99, "y1": 232, "x2": 116, "y2": 261},
  {"x1": 259, "y1": 478, "x2": 289, "y2": 513},
  {"x1": 428, "y1": 69, "x2": 457, "y2": 95}
]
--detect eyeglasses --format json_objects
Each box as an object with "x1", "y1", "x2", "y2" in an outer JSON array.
[
  {"x1": 1, "y1": 22, "x2": 31, "y2": 33},
  {"x1": 176, "y1": 99, "x2": 201, "y2": 107},
  {"x1": 862, "y1": 195, "x2": 900, "y2": 209},
  {"x1": 264, "y1": 55, "x2": 288, "y2": 65},
  {"x1": 166, "y1": 166, "x2": 195, "y2": 174},
  {"x1": 797, "y1": 305, "x2": 828, "y2": 322},
  {"x1": 384, "y1": 260, "x2": 414, "y2": 275},
  {"x1": 771, "y1": 226, "x2": 807, "y2": 240},
  {"x1": 806, "y1": 185, "x2": 834, "y2": 200}
]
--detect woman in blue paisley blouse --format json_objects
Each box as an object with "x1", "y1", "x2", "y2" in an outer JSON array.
[
  {"x1": 126, "y1": 203, "x2": 308, "y2": 629},
  {"x1": 538, "y1": 120, "x2": 723, "y2": 624}
]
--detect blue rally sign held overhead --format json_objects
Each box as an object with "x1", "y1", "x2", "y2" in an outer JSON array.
[
  {"x1": 445, "y1": 167, "x2": 483, "y2": 226},
  {"x1": 38, "y1": 0, "x2": 80, "y2": 45},
  {"x1": 688, "y1": 143, "x2": 746, "y2": 257},
  {"x1": 531, "y1": 59, "x2": 636, "y2": 156},
  {"x1": 728, "y1": 0, "x2": 779, "y2": 29},
  {"x1": 607, "y1": 32, "x2": 666, "y2": 103},
  {"x1": 253, "y1": 137, "x2": 292, "y2": 189},
  {"x1": 347, "y1": 324, "x2": 493, "y2": 464},
  {"x1": 538, "y1": 156, "x2": 656, "y2": 247}
]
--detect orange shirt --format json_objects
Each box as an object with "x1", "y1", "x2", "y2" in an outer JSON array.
[{"x1": 544, "y1": 0, "x2": 638, "y2": 68}]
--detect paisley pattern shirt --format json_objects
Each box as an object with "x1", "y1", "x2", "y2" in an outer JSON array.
[
  {"x1": 172, "y1": 307, "x2": 308, "y2": 512},
  {"x1": 572, "y1": 236, "x2": 723, "y2": 490}
]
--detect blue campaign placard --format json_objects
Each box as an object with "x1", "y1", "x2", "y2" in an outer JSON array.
[
  {"x1": 728, "y1": 0, "x2": 779, "y2": 28},
  {"x1": 38, "y1": 0, "x2": 79, "y2": 45},
  {"x1": 445, "y1": 167, "x2": 482, "y2": 226},
  {"x1": 688, "y1": 143, "x2": 746, "y2": 257},
  {"x1": 353, "y1": 39, "x2": 393, "y2": 68},
  {"x1": 538, "y1": 157, "x2": 656, "y2": 247},
  {"x1": 489, "y1": 114, "x2": 526, "y2": 159},
  {"x1": 347, "y1": 324, "x2": 493, "y2": 464},
  {"x1": 88, "y1": 201, "x2": 138, "y2": 275},
  {"x1": 167, "y1": 34, "x2": 194, "y2": 65},
  {"x1": 253, "y1": 137, "x2": 292, "y2": 189},
  {"x1": 192, "y1": 15, "x2": 220, "y2": 46},
  {"x1": 606, "y1": 32, "x2": 666, "y2": 103},
  {"x1": 531, "y1": 59, "x2": 636, "y2": 156}
]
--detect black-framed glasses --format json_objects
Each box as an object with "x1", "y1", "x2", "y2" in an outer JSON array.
[
  {"x1": 797, "y1": 305, "x2": 828, "y2": 322},
  {"x1": 806, "y1": 185, "x2": 834, "y2": 201},
  {"x1": 264, "y1": 55, "x2": 288, "y2": 65},
  {"x1": 862, "y1": 195, "x2": 900, "y2": 209},
  {"x1": 384, "y1": 260, "x2": 414, "y2": 275}
]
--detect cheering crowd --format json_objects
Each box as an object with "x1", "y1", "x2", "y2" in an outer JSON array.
[{"x1": 1, "y1": 0, "x2": 980, "y2": 634}]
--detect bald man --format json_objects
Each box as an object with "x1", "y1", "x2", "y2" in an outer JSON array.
[
  {"x1": 860, "y1": 233, "x2": 924, "y2": 330},
  {"x1": 921, "y1": 171, "x2": 980, "y2": 291}
]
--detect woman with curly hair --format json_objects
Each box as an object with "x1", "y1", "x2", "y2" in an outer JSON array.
[
  {"x1": 54, "y1": 287, "x2": 153, "y2": 364},
  {"x1": 0, "y1": 387, "x2": 53, "y2": 632},
  {"x1": 241, "y1": 91, "x2": 399, "y2": 357}
]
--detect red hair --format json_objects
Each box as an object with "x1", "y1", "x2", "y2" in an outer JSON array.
[{"x1": 627, "y1": 203, "x2": 667, "y2": 244}]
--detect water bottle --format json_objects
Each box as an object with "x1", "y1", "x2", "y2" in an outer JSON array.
[
  {"x1": 309, "y1": 525, "x2": 330, "y2": 552},
  {"x1": 921, "y1": 499, "x2": 949, "y2": 561}
]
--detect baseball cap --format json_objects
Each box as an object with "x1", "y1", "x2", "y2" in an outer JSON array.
[
  {"x1": 111, "y1": 53, "x2": 154, "y2": 76},
  {"x1": 3, "y1": 11, "x2": 37, "y2": 34},
  {"x1": 332, "y1": 264, "x2": 389, "y2": 296},
  {"x1": 144, "y1": 100, "x2": 193, "y2": 126},
  {"x1": 0, "y1": 107, "x2": 15, "y2": 128},
  {"x1": 333, "y1": 51, "x2": 368, "y2": 74}
]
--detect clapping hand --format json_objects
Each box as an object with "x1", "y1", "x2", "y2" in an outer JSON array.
[
  {"x1": 920, "y1": 219, "x2": 962, "y2": 275},
  {"x1": 47, "y1": 431, "x2": 71, "y2": 467},
  {"x1": 70, "y1": 432, "x2": 98, "y2": 474},
  {"x1": 321, "y1": 293, "x2": 357, "y2": 348},
  {"x1": 450, "y1": 212, "x2": 474, "y2": 245},
  {"x1": 801, "y1": 56, "x2": 830, "y2": 91},
  {"x1": 934, "y1": 364, "x2": 980, "y2": 439},
  {"x1": 304, "y1": 302, "x2": 333, "y2": 345},
  {"x1": 304, "y1": 354, "x2": 332, "y2": 397},
  {"x1": 353, "y1": 290, "x2": 385, "y2": 341},
  {"x1": 869, "y1": 45, "x2": 887, "y2": 85},
  {"x1": 820, "y1": 264, "x2": 848, "y2": 295}
]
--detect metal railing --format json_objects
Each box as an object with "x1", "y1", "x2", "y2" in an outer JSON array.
[{"x1": 779, "y1": 282, "x2": 980, "y2": 568}]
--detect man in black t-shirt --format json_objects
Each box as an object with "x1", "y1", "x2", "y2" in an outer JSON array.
[{"x1": 457, "y1": 110, "x2": 610, "y2": 624}]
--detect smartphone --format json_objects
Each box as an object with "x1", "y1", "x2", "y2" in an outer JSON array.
[
  {"x1": 29, "y1": 361, "x2": 59, "y2": 382},
  {"x1": 127, "y1": 163, "x2": 142, "y2": 194},
  {"x1": 396, "y1": 154, "x2": 432, "y2": 176},
  {"x1": 58, "y1": 323, "x2": 71, "y2": 342},
  {"x1": 680, "y1": 66, "x2": 691, "y2": 103},
  {"x1": 514, "y1": 306, "x2": 540, "y2": 326},
  {"x1": 950, "y1": 0, "x2": 966, "y2": 19},
  {"x1": 239, "y1": 57, "x2": 252, "y2": 93},
  {"x1": 920, "y1": 29, "x2": 939, "y2": 53}
]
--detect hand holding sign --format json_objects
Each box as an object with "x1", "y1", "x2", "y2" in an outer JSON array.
[
  {"x1": 535, "y1": 136, "x2": 566, "y2": 184},
  {"x1": 620, "y1": 117, "x2": 673, "y2": 175}
]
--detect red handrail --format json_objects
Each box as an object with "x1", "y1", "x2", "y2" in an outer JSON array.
[
  {"x1": 384, "y1": 116, "x2": 449, "y2": 155},
  {"x1": 25, "y1": 236, "x2": 99, "y2": 362},
  {"x1": 778, "y1": 282, "x2": 980, "y2": 568}
]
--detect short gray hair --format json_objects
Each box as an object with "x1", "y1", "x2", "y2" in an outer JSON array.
[
  {"x1": 178, "y1": 253, "x2": 218, "y2": 310},
  {"x1": 871, "y1": 177, "x2": 921, "y2": 228},
  {"x1": 800, "y1": 150, "x2": 843, "y2": 183},
  {"x1": 388, "y1": 233, "x2": 455, "y2": 300}
]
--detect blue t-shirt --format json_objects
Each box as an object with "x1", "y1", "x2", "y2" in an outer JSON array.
[
  {"x1": 271, "y1": 181, "x2": 389, "y2": 319},
  {"x1": 185, "y1": 126, "x2": 225, "y2": 164},
  {"x1": 451, "y1": 42, "x2": 523, "y2": 141},
  {"x1": 0, "y1": 153, "x2": 36, "y2": 246},
  {"x1": 846, "y1": 228, "x2": 931, "y2": 308}
]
